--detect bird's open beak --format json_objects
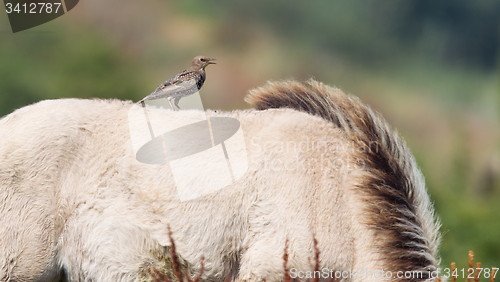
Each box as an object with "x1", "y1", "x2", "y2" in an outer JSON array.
[{"x1": 208, "y1": 58, "x2": 217, "y2": 65}]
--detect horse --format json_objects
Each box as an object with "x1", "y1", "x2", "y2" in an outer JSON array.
[{"x1": 0, "y1": 79, "x2": 441, "y2": 281}]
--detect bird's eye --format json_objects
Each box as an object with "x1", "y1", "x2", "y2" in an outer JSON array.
[{"x1": 200, "y1": 58, "x2": 206, "y2": 62}]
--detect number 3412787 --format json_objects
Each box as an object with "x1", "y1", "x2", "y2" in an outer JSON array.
[
  {"x1": 442, "y1": 267, "x2": 499, "y2": 279},
  {"x1": 5, "y1": 3, "x2": 62, "y2": 14}
]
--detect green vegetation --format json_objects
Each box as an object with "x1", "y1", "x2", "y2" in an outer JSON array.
[{"x1": 0, "y1": 24, "x2": 147, "y2": 114}]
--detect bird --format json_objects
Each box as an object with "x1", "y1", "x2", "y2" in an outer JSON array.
[{"x1": 139, "y1": 56, "x2": 216, "y2": 110}]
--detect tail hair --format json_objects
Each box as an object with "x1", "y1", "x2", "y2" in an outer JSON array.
[{"x1": 246, "y1": 79, "x2": 441, "y2": 280}]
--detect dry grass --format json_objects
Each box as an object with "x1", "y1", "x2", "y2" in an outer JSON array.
[
  {"x1": 145, "y1": 229, "x2": 495, "y2": 282},
  {"x1": 437, "y1": 250, "x2": 497, "y2": 282},
  {"x1": 146, "y1": 226, "x2": 204, "y2": 282}
]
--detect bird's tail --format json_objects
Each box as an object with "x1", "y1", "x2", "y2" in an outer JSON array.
[{"x1": 245, "y1": 79, "x2": 441, "y2": 280}]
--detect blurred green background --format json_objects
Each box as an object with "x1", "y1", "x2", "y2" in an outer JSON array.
[{"x1": 1, "y1": 0, "x2": 499, "y2": 270}]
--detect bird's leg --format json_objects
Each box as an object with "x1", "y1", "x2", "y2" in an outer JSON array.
[
  {"x1": 174, "y1": 97, "x2": 182, "y2": 110},
  {"x1": 167, "y1": 97, "x2": 175, "y2": 111}
]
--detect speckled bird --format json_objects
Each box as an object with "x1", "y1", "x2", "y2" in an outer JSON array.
[{"x1": 139, "y1": 56, "x2": 216, "y2": 110}]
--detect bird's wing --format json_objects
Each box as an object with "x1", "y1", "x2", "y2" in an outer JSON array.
[
  {"x1": 157, "y1": 77, "x2": 197, "y2": 94},
  {"x1": 155, "y1": 71, "x2": 197, "y2": 91},
  {"x1": 169, "y1": 70, "x2": 197, "y2": 84},
  {"x1": 141, "y1": 78, "x2": 198, "y2": 102},
  {"x1": 139, "y1": 69, "x2": 202, "y2": 103}
]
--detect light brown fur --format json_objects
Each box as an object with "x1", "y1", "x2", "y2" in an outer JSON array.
[{"x1": 0, "y1": 80, "x2": 440, "y2": 281}]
